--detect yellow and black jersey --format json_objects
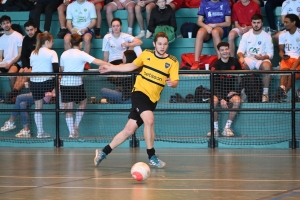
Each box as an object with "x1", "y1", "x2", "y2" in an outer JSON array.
[{"x1": 133, "y1": 49, "x2": 179, "y2": 103}]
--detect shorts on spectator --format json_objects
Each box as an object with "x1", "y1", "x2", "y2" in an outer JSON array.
[
  {"x1": 204, "y1": 27, "x2": 228, "y2": 43},
  {"x1": 60, "y1": 84, "x2": 87, "y2": 103},
  {"x1": 169, "y1": 0, "x2": 184, "y2": 10},
  {"x1": 109, "y1": 0, "x2": 135, "y2": 8},
  {"x1": 0, "y1": 63, "x2": 20, "y2": 73},
  {"x1": 280, "y1": 58, "x2": 300, "y2": 79},
  {"x1": 30, "y1": 79, "x2": 55, "y2": 101},
  {"x1": 244, "y1": 56, "x2": 271, "y2": 70},
  {"x1": 67, "y1": 29, "x2": 94, "y2": 37},
  {"x1": 94, "y1": 1, "x2": 104, "y2": 7},
  {"x1": 230, "y1": 27, "x2": 243, "y2": 37}
]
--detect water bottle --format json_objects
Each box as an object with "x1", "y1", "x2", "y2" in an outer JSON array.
[{"x1": 277, "y1": 21, "x2": 281, "y2": 32}]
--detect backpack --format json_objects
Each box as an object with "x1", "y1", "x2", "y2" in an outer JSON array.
[
  {"x1": 183, "y1": 0, "x2": 201, "y2": 8},
  {"x1": 239, "y1": 74, "x2": 263, "y2": 103},
  {"x1": 194, "y1": 85, "x2": 210, "y2": 103},
  {"x1": 180, "y1": 53, "x2": 218, "y2": 70},
  {"x1": 180, "y1": 22, "x2": 199, "y2": 38},
  {"x1": 153, "y1": 25, "x2": 176, "y2": 43}
]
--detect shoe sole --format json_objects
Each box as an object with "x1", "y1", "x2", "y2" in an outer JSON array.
[
  {"x1": 37, "y1": 135, "x2": 51, "y2": 138},
  {"x1": 149, "y1": 162, "x2": 166, "y2": 169},
  {"x1": 15, "y1": 134, "x2": 31, "y2": 138},
  {"x1": 0, "y1": 126, "x2": 16, "y2": 132}
]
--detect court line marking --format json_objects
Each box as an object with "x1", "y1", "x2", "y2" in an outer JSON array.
[
  {"x1": 0, "y1": 186, "x2": 288, "y2": 192},
  {"x1": 1, "y1": 176, "x2": 300, "y2": 182}
]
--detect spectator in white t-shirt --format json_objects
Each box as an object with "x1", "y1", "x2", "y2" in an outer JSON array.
[
  {"x1": 275, "y1": 14, "x2": 300, "y2": 102},
  {"x1": 237, "y1": 14, "x2": 274, "y2": 103},
  {"x1": 102, "y1": 18, "x2": 143, "y2": 64},
  {"x1": 274, "y1": 0, "x2": 300, "y2": 43},
  {"x1": 64, "y1": 0, "x2": 97, "y2": 69},
  {"x1": 60, "y1": 33, "x2": 110, "y2": 138},
  {"x1": 0, "y1": 15, "x2": 23, "y2": 90},
  {"x1": 30, "y1": 33, "x2": 59, "y2": 138}
]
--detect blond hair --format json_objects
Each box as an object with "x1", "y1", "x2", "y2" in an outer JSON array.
[{"x1": 33, "y1": 33, "x2": 53, "y2": 54}]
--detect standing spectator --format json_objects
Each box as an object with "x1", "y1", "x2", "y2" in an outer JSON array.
[
  {"x1": 237, "y1": 14, "x2": 273, "y2": 103},
  {"x1": 265, "y1": 0, "x2": 285, "y2": 32},
  {"x1": 275, "y1": 14, "x2": 300, "y2": 102},
  {"x1": 64, "y1": 0, "x2": 96, "y2": 69},
  {"x1": 146, "y1": 0, "x2": 177, "y2": 39},
  {"x1": 102, "y1": 18, "x2": 142, "y2": 64},
  {"x1": 134, "y1": 0, "x2": 156, "y2": 39},
  {"x1": 60, "y1": 33, "x2": 110, "y2": 138},
  {"x1": 0, "y1": 15, "x2": 23, "y2": 90},
  {"x1": 228, "y1": 0, "x2": 261, "y2": 57},
  {"x1": 192, "y1": 0, "x2": 231, "y2": 70},
  {"x1": 8, "y1": 21, "x2": 40, "y2": 104},
  {"x1": 30, "y1": 33, "x2": 59, "y2": 138},
  {"x1": 208, "y1": 42, "x2": 242, "y2": 137},
  {"x1": 106, "y1": 0, "x2": 136, "y2": 35},
  {"x1": 29, "y1": 0, "x2": 63, "y2": 33}
]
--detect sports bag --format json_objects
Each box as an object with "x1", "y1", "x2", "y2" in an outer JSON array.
[
  {"x1": 153, "y1": 25, "x2": 176, "y2": 43},
  {"x1": 180, "y1": 22, "x2": 199, "y2": 38},
  {"x1": 239, "y1": 74, "x2": 263, "y2": 102},
  {"x1": 180, "y1": 53, "x2": 218, "y2": 70}
]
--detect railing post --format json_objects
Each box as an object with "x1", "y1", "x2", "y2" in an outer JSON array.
[
  {"x1": 208, "y1": 71, "x2": 217, "y2": 148},
  {"x1": 129, "y1": 73, "x2": 139, "y2": 148},
  {"x1": 54, "y1": 74, "x2": 63, "y2": 147},
  {"x1": 291, "y1": 71, "x2": 297, "y2": 149}
]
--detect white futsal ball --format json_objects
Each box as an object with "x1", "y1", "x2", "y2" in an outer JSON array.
[{"x1": 131, "y1": 162, "x2": 150, "y2": 181}]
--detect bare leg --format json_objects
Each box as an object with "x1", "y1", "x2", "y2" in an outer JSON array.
[
  {"x1": 106, "y1": 3, "x2": 117, "y2": 28},
  {"x1": 211, "y1": 27, "x2": 224, "y2": 58},
  {"x1": 228, "y1": 30, "x2": 238, "y2": 57},
  {"x1": 194, "y1": 28, "x2": 210, "y2": 62},
  {"x1": 82, "y1": 33, "x2": 93, "y2": 54}
]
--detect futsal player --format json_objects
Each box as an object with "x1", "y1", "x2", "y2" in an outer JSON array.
[{"x1": 95, "y1": 32, "x2": 179, "y2": 168}]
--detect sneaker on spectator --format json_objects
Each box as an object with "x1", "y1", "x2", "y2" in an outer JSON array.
[
  {"x1": 240, "y1": 88, "x2": 248, "y2": 102},
  {"x1": 37, "y1": 132, "x2": 51, "y2": 138},
  {"x1": 221, "y1": 128, "x2": 234, "y2": 137},
  {"x1": 274, "y1": 87, "x2": 287, "y2": 103},
  {"x1": 15, "y1": 129, "x2": 31, "y2": 138},
  {"x1": 146, "y1": 30, "x2": 152, "y2": 39},
  {"x1": 84, "y1": 62, "x2": 91, "y2": 70},
  {"x1": 0, "y1": 121, "x2": 16, "y2": 131},
  {"x1": 94, "y1": 149, "x2": 107, "y2": 166},
  {"x1": 57, "y1": 28, "x2": 68, "y2": 39},
  {"x1": 149, "y1": 155, "x2": 166, "y2": 168},
  {"x1": 95, "y1": 28, "x2": 101, "y2": 39},
  {"x1": 207, "y1": 128, "x2": 219, "y2": 137},
  {"x1": 262, "y1": 94, "x2": 269, "y2": 103},
  {"x1": 135, "y1": 31, "x2": 145, "y2": 39}
]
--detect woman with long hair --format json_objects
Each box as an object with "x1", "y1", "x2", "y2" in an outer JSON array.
[
  {"x1": 60, "y1": 33, "x2": 109, "y2": 138},
  {"x1": 30, "y1": 32, "x2": 59, "y2": 138}
]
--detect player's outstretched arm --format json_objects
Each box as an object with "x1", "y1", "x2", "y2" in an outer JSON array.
[{"x1": 99, "y1": 63, "x2": 138, "y2": 74}]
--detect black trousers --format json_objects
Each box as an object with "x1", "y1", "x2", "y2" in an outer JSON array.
[{"x1": 265, "y1": 0, "x2": 285, "y2": 30}]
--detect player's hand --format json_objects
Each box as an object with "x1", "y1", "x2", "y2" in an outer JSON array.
[
  {"x1": 99, "y1": 65, "x2": 111, "y2": 73},
  {"x1": 166, "y1": 78, "x2": 172, "y2": 87}
]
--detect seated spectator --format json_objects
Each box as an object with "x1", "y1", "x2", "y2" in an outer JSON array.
[
  {"x1": 274, "y1": 0, "x2": 300, "y2": 44},
  {"x1": 134, "y1": 0, "x2": 156, "y2": 39},
  {"x1": 106, "y1": 0, "x2": 136, "y2": 35},
  {"x1": 228, "y1": 0, "x2": 261, "y2": 57},
  {"x1": 100, "y1": 50, "x2": 137, "y2": 104},
  {"x1": 0, "y1": 15, "x2": 23, "y2": 91},
  {"x1": 208, "y1": 42, "x2": 242, "y2": 137},
  {"x1": 168, "y1": 0, "x2": 184, "y2": 11},
  {"x1": 192, "y1": 0, "x2": 231, "y2": 70},
  {"x1": 29, "y1": 0, "x2": 62, "y2": 33},
  {"x1": 60, "y1": 33, "x2": 110, "y2": 138},
  {"x1": 237, "y1": 14, "x2": 273, "y2": 103},
  {"x1": 275, "y1": 14, "x2": 300, "y2": 102},
  {"x1": 57, "y1": 0, "x2": 104, "y2": 39},
  {"x1": 264, "y1": 0, "x2": 284, "y2": 33},
  {"x1": 102, "y1": 18, "x2": 142, "y2": 64},
  {"x1": 56, "y1": 0, "x2": 74, "y2": 39},
  {"x1": 0, "y1": 92, "x2": 53, "y2": 138},
  {"x1": 146, "y1": 0, "x2": 177, "y2": 39},
  {"x1": 64, "y1": 0, "x2": 96, "y2": 69},
  {"x1": 8, "y1": 21, "x2": 40, "y2": 104}
]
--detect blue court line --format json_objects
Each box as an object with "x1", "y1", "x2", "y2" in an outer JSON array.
[{"x1": 271, "y1": 190, "x2": 300, "y2": 200}]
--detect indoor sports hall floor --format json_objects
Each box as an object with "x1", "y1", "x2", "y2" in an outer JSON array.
[{"x1": 0, "y1": 147, "x2": 300, "y2": 200}]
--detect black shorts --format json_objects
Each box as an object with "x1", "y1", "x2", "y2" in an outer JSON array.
[
  {"x1": 60, "y1": 84, "x2": 87, "y2": 103},
  {"x1": 0, "y1": 63, "x2": 21, "y2": 73},
  {"x1": 128, "y1": 91, "x2": 157, "y2": 127},
  {"x1": 30, "y1": 79, "x2": 55, "y2": 101}
]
